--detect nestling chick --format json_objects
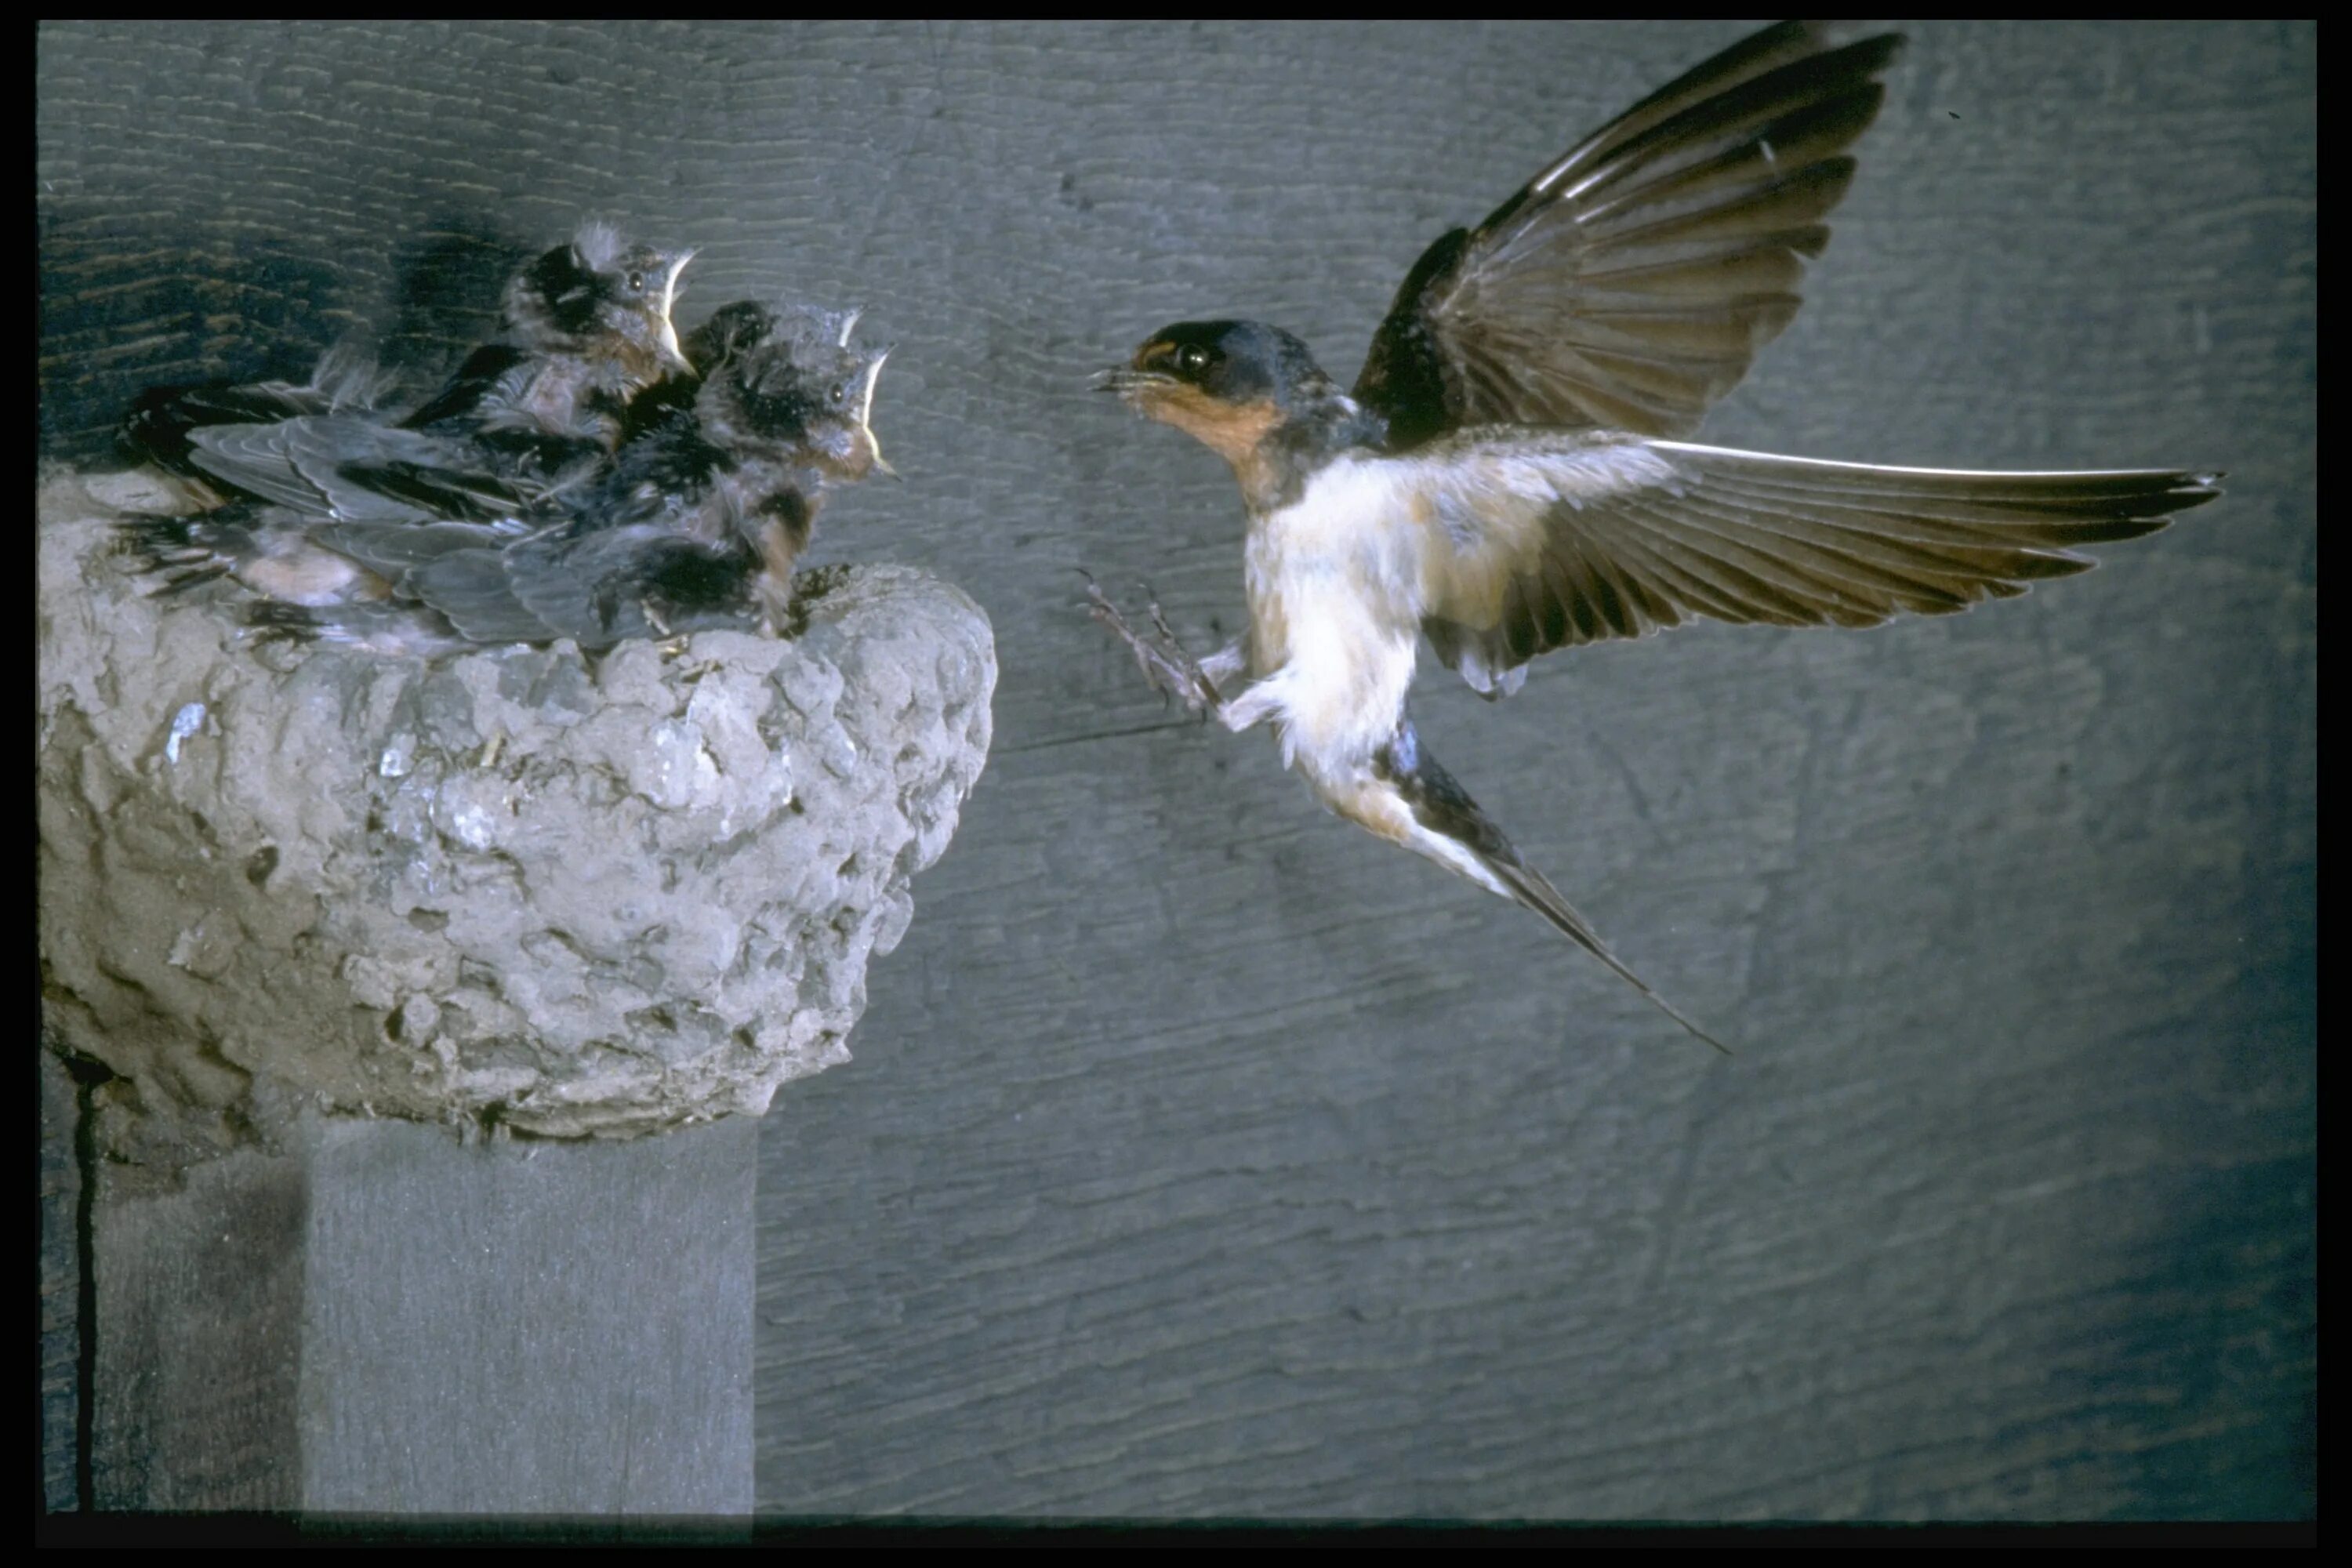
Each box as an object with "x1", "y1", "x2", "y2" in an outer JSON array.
[
  {"x1": 118, "y1": 220, "x2": 695, "y2": 524},
  {"x1": 398, "y1": 219, "x2": 697, "y2": 472},
  {"x1": 236, "y1": 304, "x2": 893, "y2": 655}
]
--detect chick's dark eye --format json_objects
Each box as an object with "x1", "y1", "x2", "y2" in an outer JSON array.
[
  {"x1": 829, "y1": 384, "x2": 845, "y2": 406},
  {"x1": 1177, "y1": 345, "x2": 1212, "y2": 376},
  {"x1": 627, "y1": 270, "x2": 645, "y2": 291}
]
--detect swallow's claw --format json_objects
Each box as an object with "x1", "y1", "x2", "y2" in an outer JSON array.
[
  {"x1": 1083, "y1": 575, "x2": 1220, "y2": 717},
  {"x1": 1140, "y1": 597, "x2": 1220, "y2": 720}
]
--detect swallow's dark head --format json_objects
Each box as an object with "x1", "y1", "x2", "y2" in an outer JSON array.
[
  {"x1": 1094, "y1": 320, "x2": 1334, "y2": 467},
  {"x1": 1096, "y1": 320, "x2": 1370, "y2": 506},
  {"x1": 506, "y1": 220, "x2": 694, "y2": 378}
]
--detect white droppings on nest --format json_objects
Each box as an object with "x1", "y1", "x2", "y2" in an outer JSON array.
[{"x1": 165, "y1": 702, "x2": 206, "y2": 764}]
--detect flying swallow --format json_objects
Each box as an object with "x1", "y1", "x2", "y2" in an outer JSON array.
[
  {"x1": 1088, "y1": 21, "x2": 2223, "y2": 1053},
  {"x1": 233, "y1": 303, "x2": 892, "y2": 655},
  {"x1": 119, "y1": 220, "x2": 695, "y2": 524}
]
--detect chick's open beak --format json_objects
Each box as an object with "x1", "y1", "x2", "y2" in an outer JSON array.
[
  {"x1": 859, "y1": 346, "x2": 898, "y2": 479},
  {"x1": 654, "y1": 249, "x2": 697, "y2": 373}
]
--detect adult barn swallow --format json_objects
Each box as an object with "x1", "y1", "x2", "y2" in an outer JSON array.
[
  {"x1": 120, "y1": 221, "x2": 695, "y2": 523},
  {"x1": 238, "y1": 303, "x2": 891, "y2": 655},
  {"x1": 1091, "y1": 22, "x2": 2222, "y2": 1052}
]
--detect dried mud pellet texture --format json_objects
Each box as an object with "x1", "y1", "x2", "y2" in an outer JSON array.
[{"x1": 38, "y1": 470, "x2": 994, "y2": 1159}]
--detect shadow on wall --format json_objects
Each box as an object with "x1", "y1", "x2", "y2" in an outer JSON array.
[{"x1": 38, "y1": 209, "x2": 546, "y2": 466}]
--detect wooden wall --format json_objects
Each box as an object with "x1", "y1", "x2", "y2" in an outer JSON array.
[{"x1": 38, "y1": 22, "x2": 2314, "y2": 1519}]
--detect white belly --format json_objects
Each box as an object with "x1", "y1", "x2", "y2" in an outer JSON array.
[{"x1": 1243, "y1": 456, "x2": 1425, "y2": 768}]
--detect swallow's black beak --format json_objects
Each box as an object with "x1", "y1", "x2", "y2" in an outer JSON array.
[{"x1": 1092, "y1": 366, "x2": 1171, "y2": 401}]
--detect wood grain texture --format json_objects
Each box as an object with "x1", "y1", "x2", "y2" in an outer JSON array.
[
  {"x1": 88, "y1": 1142, "x2": 307, "y2": 1510},
  {"x1": 38, "y1": 1050, "x2": 82, "y2": 1513},
  {"x1": 301, "y1": 1117, "x2": 757, "y2": 1515},
  {"x1": 38, "y1": 20, "x2": 2314, "y2": 1519}
]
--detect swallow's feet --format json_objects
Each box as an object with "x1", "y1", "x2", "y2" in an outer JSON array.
[{"x1": 1081, "y1": 573, "x2": 1223, "y2": 716}]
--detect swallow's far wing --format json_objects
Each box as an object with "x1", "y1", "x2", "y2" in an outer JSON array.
[
  {"x1": 1410, "y1": 434, "x2": 2222, "y2": 696},
  {"x1": 1353, "y1": 22, "x2": 1902, "y2": 451}
]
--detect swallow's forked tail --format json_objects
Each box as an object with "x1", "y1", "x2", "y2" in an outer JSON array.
[{"x1": 1368, "y1": 723, "x2": 1733, "y2": 1055}]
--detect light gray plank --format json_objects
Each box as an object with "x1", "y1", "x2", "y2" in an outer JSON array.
[
  {"x1": 302, "y1": 1117, "x2": 757, "y2": 1515},
  {"x1": 87, "y1": 1142, "x2": 306, "y2": 1511}
]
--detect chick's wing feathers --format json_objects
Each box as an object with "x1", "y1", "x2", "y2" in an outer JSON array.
[
  {"x1": 119, "y1": 344, "x2": 401, "y2": 477},
  {"x1": 390, "y1": 524, "x2": 764, "y2": 650},
  {"x1": 396, "y1": 344, "x2": 530, "y2": 434},
  {"x1": 185, "y1": 416, "x2": 554, "y2": 524},
  {"x1": 1353, "y1": 24, "x2": 1903, "y2": 450}
]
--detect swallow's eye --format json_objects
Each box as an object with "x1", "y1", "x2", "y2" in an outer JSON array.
[
  {"x1": 829, "y1": 383, "x2": 846, "y2": 406},
  {"x1": 1176, "y1": 344, "x2": 1213, "y2": 377},
  {"x1": 626, "y1": 270, "x2": 645, "y2": 292}
]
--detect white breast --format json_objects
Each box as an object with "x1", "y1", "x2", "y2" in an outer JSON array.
[{"x1": 1243, "y1": 456, "x2": 1427, "y2": 768}]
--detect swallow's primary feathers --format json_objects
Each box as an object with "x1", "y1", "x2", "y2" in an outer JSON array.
[
  {"x1": 1091, "y1": 22, "x2": 2222, "y2": 1052},
  {"x1": 233, "y1": 303, "x2": 891, "y2": 655}
]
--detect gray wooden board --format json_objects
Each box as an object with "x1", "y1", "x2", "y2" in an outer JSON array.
[
  {"x1": 39, "y1": 1049, "x2": 83, "y2": 1513},
  {"x1": 87, "y1": 1142, "x2": 307, "y2": 1511},
  {"x1": 301, "y1": 1116, "x2": 757, "y2": 1515},
  {"x1": 38, "y1": 21, "x2": 2314, "y2": 1519}
]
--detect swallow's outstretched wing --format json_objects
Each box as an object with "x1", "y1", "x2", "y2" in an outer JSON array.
[
  {"x1": 1352, "y1": 22, "x2": 1903, "y2": 451},
  {"x1": 1365, "y1": 722, "x2": 1728, "y2": 1052},
  {"x1": 1406, "y1": 435, "x2": 2223, "y2": 697}
]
